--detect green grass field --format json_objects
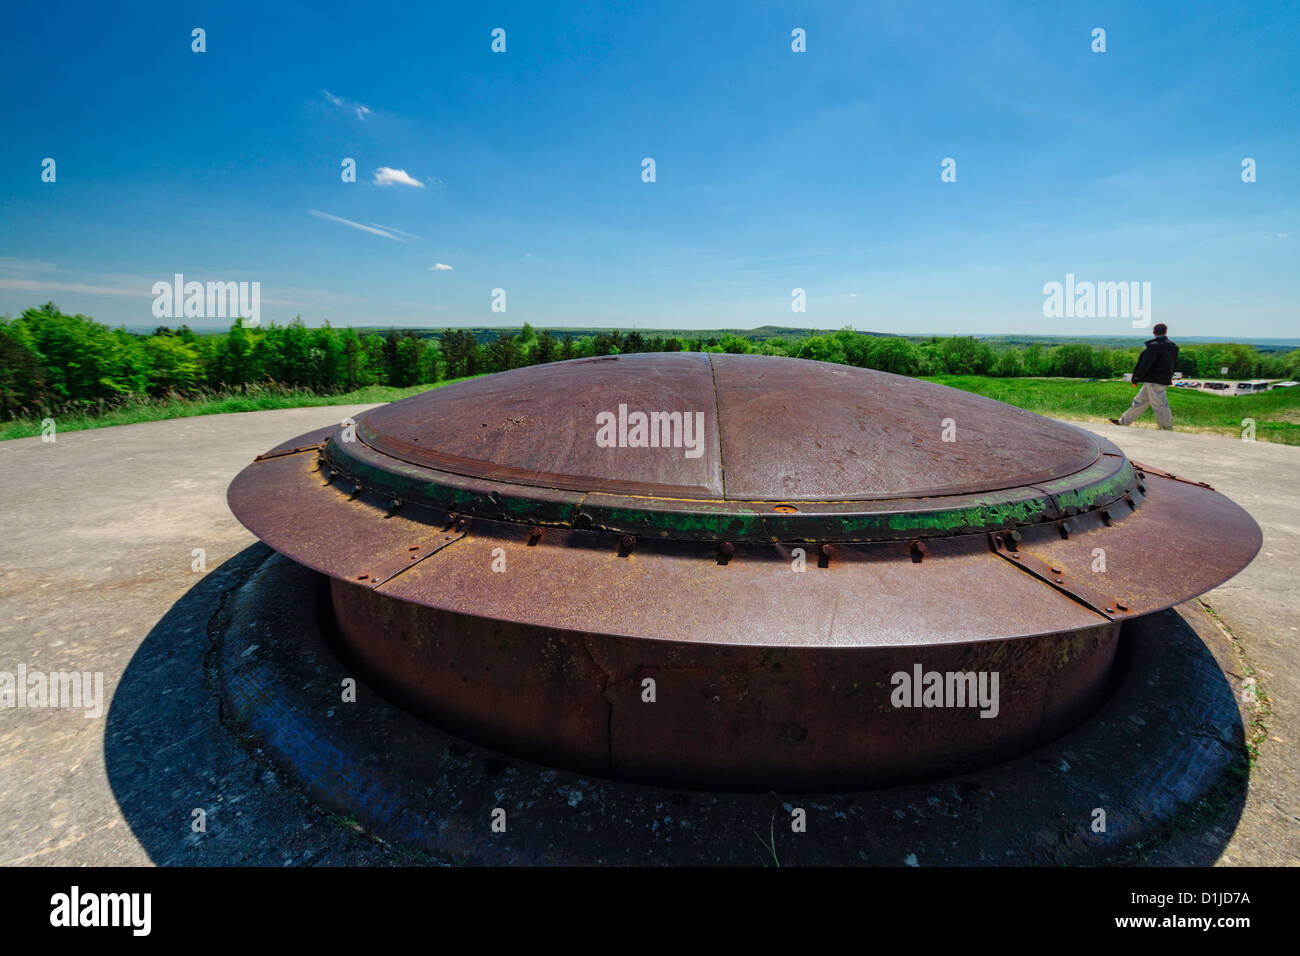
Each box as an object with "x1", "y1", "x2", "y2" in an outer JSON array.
[
  {"x1": 0, "y1": 379, "x2": 472, "y2": 442},
  {"x1": 926, "y1": 376, "x2": 1300, "y2": 445},
  {"x1": 3, "y1": 374, "x2": 1297, "y2": 445}
]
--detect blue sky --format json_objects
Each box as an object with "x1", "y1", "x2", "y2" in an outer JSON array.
[{"x1": 1, "y1": 0, "x2": 1296, "y2": 336}]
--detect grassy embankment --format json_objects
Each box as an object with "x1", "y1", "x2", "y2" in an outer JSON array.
[{"x1": 3, "y1": 375, "x2": 1297, "y2": 446}]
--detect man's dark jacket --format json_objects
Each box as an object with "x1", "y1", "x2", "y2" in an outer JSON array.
[{"x1": 1132, "y1": 335, "x2": 1179, "y2": 386}]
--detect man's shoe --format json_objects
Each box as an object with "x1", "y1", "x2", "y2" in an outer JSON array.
[
  {"x1": 1159, "y1": 426, "x2": 1174, "y2": 430},
  {"x1": 1108, "y1": 418, "x2": 1124, "y2": 426}
]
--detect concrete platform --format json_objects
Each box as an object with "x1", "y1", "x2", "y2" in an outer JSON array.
[{"x1": 0, "y1": 406, "x2": 1293, "y2": 865}]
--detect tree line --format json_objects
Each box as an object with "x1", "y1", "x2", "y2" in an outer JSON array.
[{"x1": 2, "y1": 302, "x2": 1297, "y2": 419}]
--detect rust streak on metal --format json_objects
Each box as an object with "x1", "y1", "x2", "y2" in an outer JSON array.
[
  {"x1": 254, "y1": 441, "x2": 327, "y2": 462},
  {"x1": 1130, "y1": 460, "x2": 1215, "y2": 490}
]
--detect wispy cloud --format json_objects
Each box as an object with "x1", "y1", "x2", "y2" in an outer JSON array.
[
  {"x1": 0, "y1": 278, "x2": 151, "y2": 297},
  {"x1": 322, "y1": 89, "x2": 372, "y2": 121},
  {"x1": 307, "y1": 209, "x2": 406, "y2": 241},
  {"x1": 0, "y1": 257, "x2": 59, "y2": 275},
  {"x1": 369, "y1": 222, "x2": 420, "y2": 240},
  {"x1": 373, "y1": 167, "x2": 425, "y2": 188},
  {"x1": 0, "y1": 263, "x2": 304, "y2": 307},
  {"x1": 429, "y1": 263, "x2": 453, "y2": 271}
]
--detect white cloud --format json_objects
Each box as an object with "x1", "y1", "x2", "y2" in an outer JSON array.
[
  {"x1": 373, "y1": 167, "x2": 425, "y2": 188},
  {"x1": 307, "y1": 209, "x2": 405, "y2": 241},
  {"x1": 430, "y1": 263, "x2": 453, "y2": 271},
  {"x1": 322, "y1": 90, "x2": 372, "y2": 121}
]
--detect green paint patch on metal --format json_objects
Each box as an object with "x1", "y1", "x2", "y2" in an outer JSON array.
[
  {"x1": 591, "y1": 505, "x2": 763, "y2": 538},
  {"x1": 878, "y1": 496, "x2": 1052, "y2": 535},
  {"x1": 1049, "y1": 462, "x2": 1134, "y2": 514}
]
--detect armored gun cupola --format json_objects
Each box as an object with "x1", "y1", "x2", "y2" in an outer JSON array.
[{"x1": 228, "y1": 353, "x2": 1261, "y2": 790}]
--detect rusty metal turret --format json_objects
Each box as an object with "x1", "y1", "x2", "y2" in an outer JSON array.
[{"x1": 228, "y1": 353, "x2": 1260, "y2": 790}]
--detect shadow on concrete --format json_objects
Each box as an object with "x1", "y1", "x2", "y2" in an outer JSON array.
[
  {"x1": 103, "y1": 545, "x2": 391, "y2": 865},
  {"x1": 105, "y1": 544, "x2": 1250, "y2": 865}
]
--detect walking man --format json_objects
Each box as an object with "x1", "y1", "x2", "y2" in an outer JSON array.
[{"x1": 1111, "y1": 323, "x2": 1178, "y2": 430}]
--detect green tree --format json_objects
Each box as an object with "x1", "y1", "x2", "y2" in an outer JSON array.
[
  {"x1": 141, "y1": 334, "x2": 203, "y2": 393},
  {"x1": 533, "y1": 329, "x2": 556, "y2": 365},
  {"x1": 992, "y1": 348, "x2": 1024, "y2": 378},
  {"x1": 867, "y1": 337, "x2": 921, "y2": 375},
  {"x1": 487, "y1": 332, "x2": 520, "y2": 372},
  {"x1": 1047, "y1": 343, "x2": 1108, "y2": 378},
  {"x1": 0, "y1": 317, "x2": 48, "y2": 413},
  {"x1": 17, "y1": 302, "x2": 148, "y2": 402},
  {"x1": 796, "y1": 334, "x2": 847, "y2": 365},
  {"x1": 1020, "y1": 343, "x2": 1045, "y2": 376},
  {"x1": 938, "y1": 336, "x2": 995, "y2": 375},
  {"x1": 393, "y1": 332, "x2": 424, "y2": 386}
]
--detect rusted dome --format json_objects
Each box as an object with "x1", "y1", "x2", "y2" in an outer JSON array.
[
  {"x1": 351, "y1": 352, "x2": 1098, "y2": 501},
  {"x1": 229, "y1": 352, "x2": 1261, "y2": 647}
]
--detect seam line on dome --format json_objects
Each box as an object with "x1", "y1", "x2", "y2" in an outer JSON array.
[{"x1": 706, "y1": 353, "x2": 726, "y2": 499}]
